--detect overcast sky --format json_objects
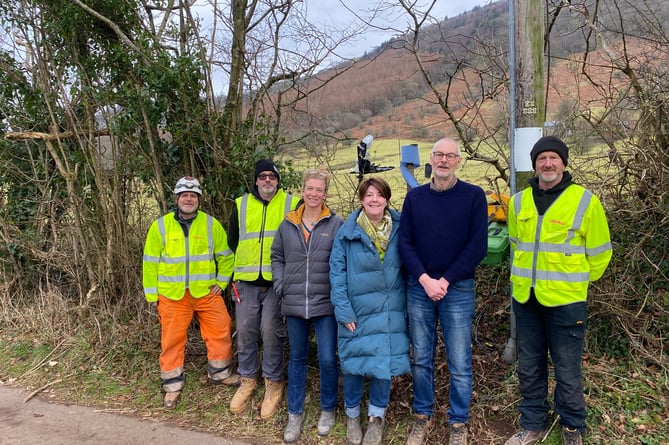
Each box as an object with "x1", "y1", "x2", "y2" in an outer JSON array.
[
  {"x1": 193, "y1": 0, "x2": 494, "y2": 92},
  {"x1": 304, "y1": 0, "x2": 492, "y2": 59}
]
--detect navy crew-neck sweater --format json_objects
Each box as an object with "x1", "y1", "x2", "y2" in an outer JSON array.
[{"x1": 398, "y1": 180, "x2": 488, "y2": 284}]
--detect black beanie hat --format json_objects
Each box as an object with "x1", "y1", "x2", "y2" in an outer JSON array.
[
  {"x1": 254, "y1": 159, "x2": 280, "y2": 181},
  {"x1": 530, "y1": 135, "x2": 569, "y2": 169}
]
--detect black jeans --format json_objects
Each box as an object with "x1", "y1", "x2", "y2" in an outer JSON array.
[{"x1": 513, "y1": 292, "x2": 587, "y2": 432}]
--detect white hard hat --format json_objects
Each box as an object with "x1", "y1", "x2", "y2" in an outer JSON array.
[{"x1": 174, "y1": 176, "x2": 202, "y2": 196}]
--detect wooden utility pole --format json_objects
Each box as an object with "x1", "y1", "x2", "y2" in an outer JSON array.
[
  {"x1": 515, "y1": 0, "x2": 545, "y2": 126},
  {"x1": 503, "y1": 0, "x2": 546, "y2": 365},
  {"x1": 514, "y1": 0, "x2": 545, "y2": 187}
]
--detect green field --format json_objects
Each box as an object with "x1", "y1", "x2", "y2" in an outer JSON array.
[{"x1": 277, "y1": 138, "x2": 500, "y2": 217}]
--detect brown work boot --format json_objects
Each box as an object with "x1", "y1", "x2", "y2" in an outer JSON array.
[
  {"x1": 260, "y1": 378, "x2": 284, "y2": 420},
  {"x1": 163, "y1": 391, "x2": 181, "y2": 410},
  {"x1": 406, "y1": 414, "x2": 432, "y2": 445},
  {"x1": 229, "y1": 377, "x2": 256, "y2": 414}
]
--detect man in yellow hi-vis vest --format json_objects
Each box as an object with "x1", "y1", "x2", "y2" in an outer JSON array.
[
  {"x1": 505, "y1": 136, "x2": 612, "y2": 445},
  {"x1": 227, "y1": 160, "x2": 300, "y2": 420},
  {"x1": 143, "y1": 177, "x2": 238, "y2": 410}
]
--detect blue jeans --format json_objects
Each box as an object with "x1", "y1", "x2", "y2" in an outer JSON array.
[
  {"x1": 343, "y1": 374, "x2": 391, "y2": 419},
  {"x1": 286, "y1": 315, "x2": 339, "y2": 414},
  {"x1": 407, "y1": 278, "x2": 475, "y2": 424},
  {"x1": 513, "y1": 293, "x2": 587, "y2": 433},
  {"x1": 234, "y1": 281, "x2": 286, "y2": 381}
]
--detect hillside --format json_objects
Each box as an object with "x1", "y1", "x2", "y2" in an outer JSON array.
[{"x1": 283, "y1": 0, "x2": 667, "y2": 144}]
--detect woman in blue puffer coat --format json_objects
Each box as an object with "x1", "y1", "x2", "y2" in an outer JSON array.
[{"x1": 329, "y1": 177, "x2": 410, "y2": 445}]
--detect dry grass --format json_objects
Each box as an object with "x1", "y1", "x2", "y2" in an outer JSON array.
[
  {"x1": 1, "y1": 136, "x2": 667, "y2": 444},
  {"x1": 2, "y1": 260, "x2": 667, "y2": 444}
]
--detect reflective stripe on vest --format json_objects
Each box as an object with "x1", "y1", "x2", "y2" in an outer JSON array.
[
  {"x1": 510, "y1": 186, "x2": 597, "y2": 306},
  {"x1": 143, "y1": 212, "x2": 230, "y2": 300},
  {"x1": 233, "y1": 191, "x2": 296, "y2": 281},
  {"x1": 157, "y1": 214, "x2": 214, "y2": 289}
]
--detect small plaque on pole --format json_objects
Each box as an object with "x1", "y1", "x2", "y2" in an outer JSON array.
[{"x1": 514, "y1": 127, "x2": 542, "y2": 172}]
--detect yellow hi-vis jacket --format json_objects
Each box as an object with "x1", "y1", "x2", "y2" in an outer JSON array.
[
  {"x1": 142, "y1": 211, "x2": 234, "y2": 302},
  {"x1": 233, "y1": 189, "x2": 298, "y2": 282},
  {"x1": 508, "y1": 184, "x2": 612, "y2": 307}
]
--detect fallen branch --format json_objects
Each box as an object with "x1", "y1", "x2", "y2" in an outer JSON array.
[
  {"x1": 19, "y1": 338, "x2": 67, "y2": 378},
  {"x1": 23, "y1": 378, "x2": 63, "y2": 403}
]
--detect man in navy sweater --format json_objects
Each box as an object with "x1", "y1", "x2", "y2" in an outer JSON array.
[{"x1": 399, "y1": 138, "x2": 488, "y2": 445}]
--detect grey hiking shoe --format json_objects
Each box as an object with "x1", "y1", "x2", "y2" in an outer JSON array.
[
  {"x1": 283, "y1": 412, "x2": 305, "y2": 443},
  {"x1": 406, "y1": 414, "x2": 431, "y2": 445},
  {"x1": 449, "y1": 422, "x2": 468, "y2": 445},
  {"x1": 362, "y1": 416, "x2": 384, "y2": 445},
  {"x1": 504, "y1": 428, "x2": 548, "y2": 445},
  {"x1": 347, "y1": 415, "x2": 363, "y2": 445},
  {"x1": 561, "y1": 427, "x2": 583, "y2": 445},
  {"x1": 317, "y1": 410, "x2": 336, "y2": 436}
]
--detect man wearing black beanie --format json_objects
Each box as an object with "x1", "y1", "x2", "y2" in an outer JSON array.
[
  {"x1": 504, "y1": 136, "x2": 612, "y2": 445},
  {"x1": 529, "y1": 135, "x2": 570, "y2": 170},
  {"x1": 227, "y1": 159, "x2": 300, "y2": 420},
  {"x1": 253, "y1": 159, "x2": 281, "y2": 183}
]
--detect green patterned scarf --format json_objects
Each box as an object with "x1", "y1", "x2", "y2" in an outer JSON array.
[{"x1": 357, "y1": 209, "x2": 392, "y2": 261}]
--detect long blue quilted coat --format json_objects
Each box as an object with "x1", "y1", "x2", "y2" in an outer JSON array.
[{"x1": 329, "y1": 208, "x2": 410, "y2": 379}]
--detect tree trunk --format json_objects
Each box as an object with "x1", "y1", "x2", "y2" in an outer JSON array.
[{"x1": 221, "y1": 0, "x2": 248, "y2": 153}]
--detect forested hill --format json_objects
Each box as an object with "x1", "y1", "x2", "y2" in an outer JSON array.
[{"x1": 292, "y1": 0, "x2": 668, "y2": 142}]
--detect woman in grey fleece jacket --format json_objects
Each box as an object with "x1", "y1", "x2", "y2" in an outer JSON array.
[{"x1": 271, "y1": 168, "x2": 344, "y2": 443}]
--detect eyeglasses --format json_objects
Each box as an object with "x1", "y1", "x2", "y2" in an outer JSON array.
[
  {"x1": 258, "y1": 173, "x2": 278, "y2": 180},
  {"x1": 432, "y1": 152, "x2": 460, "y2": 161}
]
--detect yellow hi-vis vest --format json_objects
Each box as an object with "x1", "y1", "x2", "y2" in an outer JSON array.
[
  {"x1": 508, "y1": 184, "x2": 612, "y2": 307},
  {"x1": 233, "y1": 189, "x2": 298, "y2": 281},
  {"x1": 142, "y1": 211, "x2": 234, "y2": 302}
]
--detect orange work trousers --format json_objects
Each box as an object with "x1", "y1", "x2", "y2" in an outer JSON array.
[{"x1": 157, "y1": 290, "x2": 233, "y2": 373}]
